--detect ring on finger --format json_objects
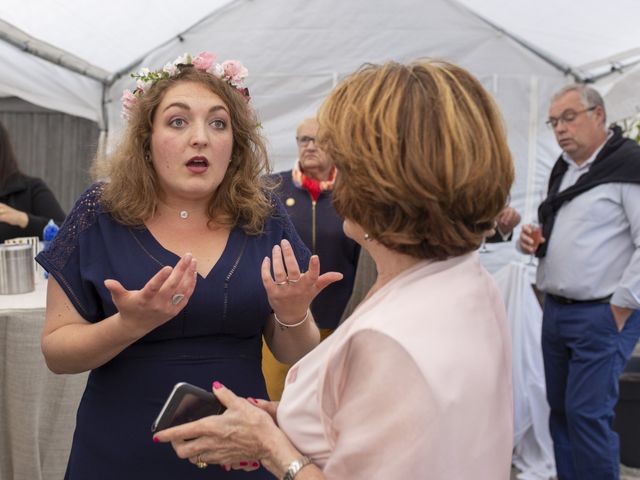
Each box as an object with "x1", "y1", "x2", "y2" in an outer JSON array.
[
  {"x1": 275, "y1": 279, "x2": 288, "y2": 286},
  {"x1": 287, "y1": 276, "x2": 301, "y2": 284},
  {"x1": 196, "y1": 454, "x2": 208, "y2": 469},
  {"x1": 171, "y1": 293, "x2": 185, "y2": 305}
]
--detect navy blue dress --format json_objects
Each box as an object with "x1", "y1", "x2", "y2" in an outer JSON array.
[{"x1": 36, "y1": 184, "x2": 310, "y2": 479}]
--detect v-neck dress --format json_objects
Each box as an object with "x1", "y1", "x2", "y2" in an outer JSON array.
[{"x1": 36, "y1": 183, "x2": 310, "y2": 480}]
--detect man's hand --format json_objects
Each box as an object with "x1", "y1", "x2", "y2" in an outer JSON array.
[
  {"x1": 611, "y1": 304, "x2": 634, "y2": 332},
  {"x1": 496, "y1": 206, "x2": 521, "y2": 237},
  {"x1": 518, "y1": 224, "x2": 545, "y2": 254}
]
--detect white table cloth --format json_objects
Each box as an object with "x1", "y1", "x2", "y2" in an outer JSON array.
[
  {"x1": 0, "y1": 275, "x2": 88, "y2": 480},
  {"x1": 493, "y1": 261, "x2": 556, "y2": 480}
]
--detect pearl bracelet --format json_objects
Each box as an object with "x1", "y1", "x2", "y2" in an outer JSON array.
[{"x1": 273, "y1": 309, "x2": 310, "y2": 330}]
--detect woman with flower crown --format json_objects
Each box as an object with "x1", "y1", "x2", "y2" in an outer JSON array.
[{"x1": 35, "y1": 52, "x2": 340, "y2": 479}]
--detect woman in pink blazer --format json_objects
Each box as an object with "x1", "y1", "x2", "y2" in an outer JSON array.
[{"x1": 155, "y1": 59, "x2": 515, "y2": 480}]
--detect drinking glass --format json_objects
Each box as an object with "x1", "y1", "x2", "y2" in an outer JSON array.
[
  {"x1": 527, "y1": 222, "x2": 542, "y2": 265},
  {"x1": 479, "y1": 236, "x2": 489, "y2": 253}
]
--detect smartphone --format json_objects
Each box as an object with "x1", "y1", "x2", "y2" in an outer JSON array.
[{"x1": 151, "y1": 382, "x2": 226, "y2": 433}]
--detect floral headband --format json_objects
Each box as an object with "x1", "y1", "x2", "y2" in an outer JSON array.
[{"x1": 121, "y1": 52, "x2": 250, "y2": 119}]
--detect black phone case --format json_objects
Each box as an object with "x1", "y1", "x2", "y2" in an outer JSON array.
[{"x1": 151, "y1": 382, "x2": 226, "y2": 433}]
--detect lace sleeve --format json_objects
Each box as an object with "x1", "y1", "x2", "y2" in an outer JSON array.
[{"x1": 36, "y1": 183, "x2": 104, "y2": 273}]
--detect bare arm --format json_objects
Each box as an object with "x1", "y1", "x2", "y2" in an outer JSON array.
[
  {"x1": 261, "y1": 240, "x2": 342, "y2": 364},
  {"x1": 41, "y1": 254, "x2": 197, "y2": 373}
]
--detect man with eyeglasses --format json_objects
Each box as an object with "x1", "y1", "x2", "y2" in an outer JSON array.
[
  {"x1": 261, "y1": 117, "x2": 360, "y2": 400},
  {"x1": 518, "y1": 84, "x2": 640, "y2": 479}
]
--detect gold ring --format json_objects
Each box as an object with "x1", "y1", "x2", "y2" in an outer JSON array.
[
  {"x1": 275, "y1": 280, "x2": 288, "y2": 286},
  {"x1": 196, "y1": 454, "x2": 208, "y2": 469},
  {"x1": 171, "y1": 293, "x2": 185, "y2": 305}
]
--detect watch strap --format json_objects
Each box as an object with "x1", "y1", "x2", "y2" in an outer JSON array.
[{"x1": 282, "y1": 455, "x2": 311, "y2": 480}]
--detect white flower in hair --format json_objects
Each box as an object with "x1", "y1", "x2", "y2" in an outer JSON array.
[
  {"x1": 173, "y1": 53, "x2": 190, "y2": 66},
  {"x1": 136, "y1": 78, "x2": 153, "y2": 91},
  {"x1": 163, "y1": 62, "x2": 179, "y2": 76}
]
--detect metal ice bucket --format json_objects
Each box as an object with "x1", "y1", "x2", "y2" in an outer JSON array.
[{"x1": 0, "y1": 244, "x2": 35, "y2": 295}]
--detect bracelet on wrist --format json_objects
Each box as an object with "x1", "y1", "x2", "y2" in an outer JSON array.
[
  {"x1": 282, "y1": 455, "x2": 311, "y2": 480},
  {"x1": 273, "y1": 309, "x2": 310, "y2": 330}
]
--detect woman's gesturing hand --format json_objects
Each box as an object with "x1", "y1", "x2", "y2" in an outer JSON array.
[
  {"x1": 262, "y1": 239, "x2": 343, "y2": 324},
  {"x1": 104, "y1": 253, "x2": 198, "y2": 337}
]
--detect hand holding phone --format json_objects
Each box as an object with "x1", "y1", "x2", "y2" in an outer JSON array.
[{"x1": 151, "y1": 382, "x2": 226, "y2": 433}]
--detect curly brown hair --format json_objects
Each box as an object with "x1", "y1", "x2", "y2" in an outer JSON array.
[
  {"x1": 95, "y1": 66, "x2": 273, "y2": 234},
  {"x1": 317, "y1": 60, "x2": 514, "y2": 260}
]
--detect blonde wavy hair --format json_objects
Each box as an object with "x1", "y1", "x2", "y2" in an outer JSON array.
[
  {"x1": 317, "y1": 60, "x2": 514, "y2": 260},
  {"x1": 94, "y1": 67, "x2": 273, "y2": 234}
]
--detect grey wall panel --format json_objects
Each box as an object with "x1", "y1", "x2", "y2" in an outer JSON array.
[{"x1": 0, "y1": 97, "x2": 99, "y2": 213}]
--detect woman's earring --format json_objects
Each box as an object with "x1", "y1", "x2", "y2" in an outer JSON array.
[
  {"x1": 144, "y1": 152, "x2": 151, "y2": 163},
  {"x1": 364, "y1": 233, "x2": 371, "y2": 241}
]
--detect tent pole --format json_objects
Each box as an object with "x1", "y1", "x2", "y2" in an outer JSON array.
[
  {"x1": 524, "y1": 77, "x2": 541, "y2": 223},
  {"x1": 0, "y1": 19, "x2": 109, "y2": 83}
]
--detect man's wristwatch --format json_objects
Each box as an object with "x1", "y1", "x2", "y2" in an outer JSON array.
[{"x1": 282, "y1": 456, "x2": 312, "y2": 480}]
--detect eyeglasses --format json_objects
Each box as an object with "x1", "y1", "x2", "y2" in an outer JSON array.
[
  {"x1": 545, "y1": 106, "x2": 596, "y2": 128},
  {"x1": 296, "y1": 136, "x2": 316, "y2": 147}
]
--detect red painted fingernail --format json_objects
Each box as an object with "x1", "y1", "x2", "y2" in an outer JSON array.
[
  {"x1": 247, "y1": 397, "x2": 259, "y2": 405},
  {"x1": 213, "y1": 381, "x2": 223, "y2": 390},
  {"x1": 252, "y1": 461, "x2": 260, "y2": 467},
  {"x1": 153, "y1": 436, "x2": 159, "y2": 443},
  {"x1": 239, "y1": 461, "x2": 248, "y2": 466}
]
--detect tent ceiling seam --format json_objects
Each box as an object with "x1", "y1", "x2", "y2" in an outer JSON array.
[{"x1": 450, "y1": 0, "x2": 585, "y2": 82}]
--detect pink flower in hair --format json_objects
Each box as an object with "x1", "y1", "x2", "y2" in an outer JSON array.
[
  {"x1": 121, "y1": 89, "x2": 138, "y2": 119},
  {"x1": 222, "y1": 60, "x2": 248, "y2": 84},
  {"x1": 192, "y1": 52, "x2": 216, "y2": 72}
]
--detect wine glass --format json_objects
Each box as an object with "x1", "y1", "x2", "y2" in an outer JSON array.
[
  {"x1": 479, "y1": 236, "x2": 489, "y2": 253},
  {"x1": 527, "y1": 222, "x2": 542, "y2": 265}
]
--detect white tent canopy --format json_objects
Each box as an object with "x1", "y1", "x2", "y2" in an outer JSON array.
[{"x1": 1, "y1": 0, "x2": 639, "y2": 228}]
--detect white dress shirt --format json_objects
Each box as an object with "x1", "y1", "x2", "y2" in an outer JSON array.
[{"x1": 537, "y1": 132, "x2": 640, "y2": 309}]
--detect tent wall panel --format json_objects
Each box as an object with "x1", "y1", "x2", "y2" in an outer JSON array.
[{"x1": 0, "y1": 97, "x2": 99, "y2": 213}]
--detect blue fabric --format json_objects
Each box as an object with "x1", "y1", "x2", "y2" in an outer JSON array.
[
  {"x1": 541, "y1": 296, "x2": 640, "y2": 479},
  {"x1": 36, "y1": 183, "x2": 310, "y2": 480}
]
